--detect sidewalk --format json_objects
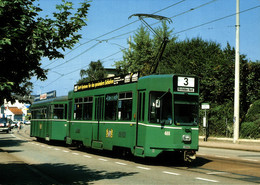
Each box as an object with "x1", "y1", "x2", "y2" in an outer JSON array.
[{"x1": 199, "y1": 136, "x2": 260, "y2": 152}]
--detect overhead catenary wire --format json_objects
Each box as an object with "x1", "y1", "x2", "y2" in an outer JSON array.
[
  {"x1": 43, "y1": 0, "x2": 187, "y2": 69},
  {"x1": 47, "y1": 4, "x2": 260, "y2": 82},
  {"x1": 47, "y1": 48, "x2": 124, "y2": 87},
  {"x1": 46, "y1": 0, "x2": 216, "y2": 72},
  {"x1": 37, "y1": 2, "x2": 260, "y2": 91},
  {"x1": 174, "y1": 5, "x2": 260, "y2": 35},
  {"x1": 36, "y1": 0, "x2": 220, "y2": 87},
  {"x1": 49, "y1": 42, "x2": 101, "y2": 71},
  {"x1": 101, "y1": 0, "x2": 217, "y2": 43}
]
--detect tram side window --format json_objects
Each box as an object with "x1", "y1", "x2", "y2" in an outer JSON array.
[
  {"x1": 32, "y1": 108, "x2": 47, "y2": 119},
  {"x1": 32, "y1": 110, "x2": 38, "y2": 119},
  {"x1": 118, "y1": 92, "x2": 132, "y2": 120},
  {"x1": 105, "y1": 94, "x2": 118, "y2": 120},
  {"x1": 149, "y1": 91, "x2": 172, "y2": 124},
  {"x1": 83, "y1": 97, "x2": 93, "y2": 120},
  {"x1": 41, "y1": 108, "x2": 47, "y2": 119},
  {"x1": 53, "y1": 104, "x2": 64, "y2": 119},
  {"x1": 74, "y1": 98, "x2": 83, "y2": 120},
  {"x1": 74, "y1": 97, "x2": 93, "y2": 120},
  {"x1": 64, "y1": 104, "x2": 67, "y2": 119}
]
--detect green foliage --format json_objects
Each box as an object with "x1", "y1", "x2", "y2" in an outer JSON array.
[
  {"x1": 0, "y1": 80, "x2": 14, "y2": 91},
  {"x1": 0, "y1": 0, "x2": 90, "y2": 104},
  {"x1": 243, "y1": 61, "x2": 260, "y2": 106},
  {"x1": 78, "y1": 60, "x2": 106, "y2": 84},
  {"x1": 240, "y1": 100, "x2": 260, "y2": 138},
  {"x1": 114, "y1": 21, "x2": 177, "y2": 76},
  {"x1": 240, "y1": 120, "x2": 260, "y2": 139},
  {"x1": 244, "y1": 99, "x2": 260, "y2": 122},
  {"x1": 206, "y1": 101, "x2": 234, "y2": 136},
  {"x1": 169, "y1": 39, "x2": 236, "y2": 105},
  {"x1": 115, "y1": 26, "x2": 153, "y2": 76},
  {"x1": 116, "y1": 24, "x2": 260, "y2": 138}
]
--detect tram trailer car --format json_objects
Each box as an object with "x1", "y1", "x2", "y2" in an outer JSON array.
[
  {"x1": 31, "y1": 96, "x2": 68, "y2": 141},
  {"x1": 65, "y1": 74, "x2": 199, "y2": 161}
]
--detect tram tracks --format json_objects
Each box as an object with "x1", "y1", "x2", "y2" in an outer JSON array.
[{"x1": 11, "y1": 127, "x2": 260, "y2": 184}]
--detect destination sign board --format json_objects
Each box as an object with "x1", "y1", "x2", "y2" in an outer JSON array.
[
  {"x1": 34, "y1": 90, "x2": 56, "y2": 102},
  {"x1": 177, "y1": 77, "x2": 195, "y2": 92},
  {"x1": 74, "y1": 72, "x2": 139, "y2": 92}
]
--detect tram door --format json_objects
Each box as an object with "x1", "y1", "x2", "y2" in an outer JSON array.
[
  {"x1": 94, "y1": 96, "x2": 104, "y2": 141},
  {"x1": 46, "y1": 105, "x2": 51, "y2": 140},
  {"x1": 67, "y1": 100, "x2": 73, "y2": 138},
  {"x1": 136, "y1": 90, "x2": 146, "y2": 147}
]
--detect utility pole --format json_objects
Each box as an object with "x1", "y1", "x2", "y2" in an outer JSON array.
[
  {"x1": 129, "y1": 36, "x2": 131, "y2": 52},
  {"x1": 233, "y1": 0, "x2": 240, "y2": 143}
]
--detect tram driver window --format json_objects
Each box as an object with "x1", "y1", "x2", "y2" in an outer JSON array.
[
  {"x1": 174, "y1": 95, "x2": 198, "y2": 125},
  {"x1": 149, "y1": 91, "x2": 172, "y2": 124}
]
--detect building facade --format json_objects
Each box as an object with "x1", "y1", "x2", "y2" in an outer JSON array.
[{"x1": 0, "y1": 99, "x2": 30, "y2": 121}]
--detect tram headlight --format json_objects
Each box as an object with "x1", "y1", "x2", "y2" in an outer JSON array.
[{"x1": 182, "y1": 135, "x2": 191, "y2": 142}]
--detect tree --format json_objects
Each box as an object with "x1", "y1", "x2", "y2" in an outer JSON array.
[
  {"x1": 114, "y1": 26, "x2": 153, "y2": 76},
  {"x1": 0, "y1": 0, "x2": 90, "y2": 104},
  {"x1": 114, "y1": 22, "x2": 177, "y2": 76},
  {"x1": 78, "y1": 60, "x2": 106, "y2": 84},
  {"x1": 115, "y1": 26, "x2": 260, "y2": 137}
]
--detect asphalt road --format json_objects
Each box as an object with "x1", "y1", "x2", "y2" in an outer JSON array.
[{"x1": 0, "y1": 126, "x2": 260, "y2": 184}]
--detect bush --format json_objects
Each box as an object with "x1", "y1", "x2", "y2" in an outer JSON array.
[
  {"x1": 241, "y1": 99, "x2": 260, "y2": 138},
  {"x1": 201, "y1": 101, "x2": 233, "y2": 137},
  {"x1": 244, "y1": 99, "x2": 260, "y2": 122},
  {"x1": 240, "y1": 119, "x2": 260, "y2": 139}
]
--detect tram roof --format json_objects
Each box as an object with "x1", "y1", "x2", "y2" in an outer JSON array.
[{"x1": 32, "y1": 96, "x2": 68, "y2": 106}]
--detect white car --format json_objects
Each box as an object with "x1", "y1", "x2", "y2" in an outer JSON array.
[
  {"x1": 24, "y1": 120, "x2": 31, "y2": 125},
  {"x1": 0, "y1": 118, "x2": 13, "y2": 133}
]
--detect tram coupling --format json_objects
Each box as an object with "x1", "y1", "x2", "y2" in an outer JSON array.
[{"x1": 184, "y1": 150, "x2": 196, "y2": 162}]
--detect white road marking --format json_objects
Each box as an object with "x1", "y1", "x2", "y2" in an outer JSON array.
[
  {"x1": 136, "y1": 166, "x2": 151, "y2": 170},
  {"x1": 72, "y1": 152, "x2": 79, "y2": 155},
  {"x1": 214, "y1": 155, "x2": 230, "y2": 159},
  {"x1": 242, "y1": 158, "x2": 259, "y2": 162},
  {"x1": 196, "y1": 177, "x2": 219, "y2": 183},
  {"x1": 98, "y1": 158, "x2": 108, "y2": 162},
  {"x1": 83, "y1": 155, "x2": 92, "y2": 158},
  {"x1": 63, "y1": 150, "x2": 69, "y2": 153},
  {"x1": 54, "y1": 148, "x2": 60, "y2": 151},
  {"x1": 163, "y1": 171, "x2": 180, "y2": 176},
  {"x1": 207, "y1": 171, "x2": 228, "y2": 175},
  {"x1": 47, "y1": 146, "x2": 52, "y2": 149},
  {"x1": 115, "y1": 162, "x2": 127, "y2": 166}
]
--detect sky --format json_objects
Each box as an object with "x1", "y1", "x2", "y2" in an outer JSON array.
[{"x1": 32, "y1": 0, "x2": 260, "y2": 96}]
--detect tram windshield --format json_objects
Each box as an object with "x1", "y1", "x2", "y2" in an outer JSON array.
[
  {"x1": 149, "y1": 91, "x2": 172, "y2": 124},
  {"x1": 174, "y1": 94, "x2": 198, "y2": 126}
]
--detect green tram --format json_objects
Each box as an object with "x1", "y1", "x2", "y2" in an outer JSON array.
[
  {"x1": 65, "y1": 73, "x2": 199, "y2": 161},
  {"x1": 30, "y1": 94, "x2": 68, "y2": 141}
]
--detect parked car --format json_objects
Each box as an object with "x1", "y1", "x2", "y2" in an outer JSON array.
[
  {"x1": 0, "y1": 118, "x2": 13, "y2": 133},
  {"x1": 11, "y1": 121, "x2": 18, "y2": 128},
  {"x1": 24, "y1": 120, "x2": 31, "y2": 125}
]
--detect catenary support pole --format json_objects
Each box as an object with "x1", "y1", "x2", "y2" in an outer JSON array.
[{"x1": 233, "y1": 0, "x2": 240, "y2": 143}]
